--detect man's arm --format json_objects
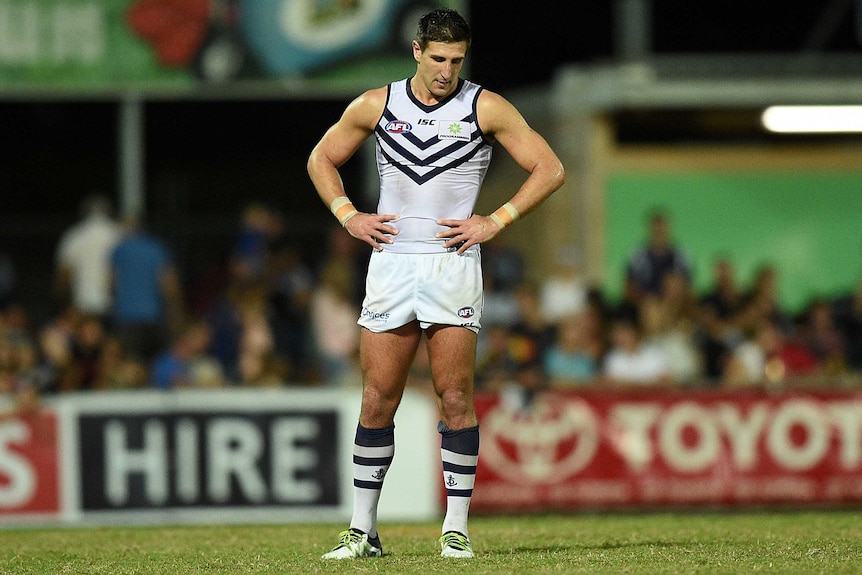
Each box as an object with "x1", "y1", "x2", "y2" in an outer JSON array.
[
  {"x1": 436, "y1": 89, "x2": 566, "y2": 254},
  {"x1": 307, "y1": 88, "x2": 399, "y2": 250}
]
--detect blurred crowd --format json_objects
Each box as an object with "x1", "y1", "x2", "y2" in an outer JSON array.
[{"x1": 1, "y1": 198, "x2": 862, "y2": 411}]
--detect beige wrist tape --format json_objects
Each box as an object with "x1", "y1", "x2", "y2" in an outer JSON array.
[
  {"x1": 330, "y1": 196, "x2": 358, "y2": 226},
  {"x1": 489, "y1": 202, "x2": 520, "y2": 229}
]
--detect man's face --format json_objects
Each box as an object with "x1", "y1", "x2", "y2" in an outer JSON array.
[{"x1": 412, "y1": 40, "x2": 468, "y2": 100}]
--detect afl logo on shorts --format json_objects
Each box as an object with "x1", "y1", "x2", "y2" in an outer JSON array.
[
  {"x1": 457, "y1": 306, "x2": 475, "y2": 319},
  {"x1": 385, "y1": 120, "x2": 412, "y2": 134}
]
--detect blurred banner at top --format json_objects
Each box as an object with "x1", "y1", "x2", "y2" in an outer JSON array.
[{"x1": 0, "y1": 0, "x2": 461, "y2": 90}]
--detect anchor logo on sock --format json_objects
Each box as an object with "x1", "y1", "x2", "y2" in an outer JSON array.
[
  {"x1": 372, "y1": 468, "x2": 388, "y2": 480},
  {"x1": 446, "y1": 474, "x2": 458, "y2": 487}
]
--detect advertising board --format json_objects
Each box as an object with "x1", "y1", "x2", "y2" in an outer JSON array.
[{"x1": 473, "y1": 388, "x2": 862, "y2": 510}]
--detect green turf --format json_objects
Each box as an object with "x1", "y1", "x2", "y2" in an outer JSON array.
[{"x1": 3, "y1": 511, "x2": 862, "y2": 574}]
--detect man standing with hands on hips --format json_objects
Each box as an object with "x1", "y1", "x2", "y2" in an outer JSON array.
[{"x1": 308, "y1": 7, "x2": 565, "y2": 560}]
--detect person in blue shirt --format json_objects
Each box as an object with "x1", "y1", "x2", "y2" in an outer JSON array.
[{"x1": 110, "y1": 215, "x2": 184, "y2": 364}]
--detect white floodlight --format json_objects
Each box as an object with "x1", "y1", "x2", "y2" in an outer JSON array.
[{"x1": 761, "y1": 105, "x2": 862, "y2": 133}]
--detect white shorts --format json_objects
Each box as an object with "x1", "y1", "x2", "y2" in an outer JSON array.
[{"x1": 358, "y1": 250, "x2": 483, "y2": 333}]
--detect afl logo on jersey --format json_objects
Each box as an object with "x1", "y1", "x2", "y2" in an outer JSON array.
[
  {"x1": 457, "y1": 306, "x2": 475, "y2": 319},
  {"x1": 385, "y1": 120, "x2": 412, "y2": 134}
]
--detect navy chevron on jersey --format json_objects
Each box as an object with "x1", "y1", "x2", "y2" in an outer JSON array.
[{"x1": 374, "y1": 78, "x2": 492, "y2": 254}]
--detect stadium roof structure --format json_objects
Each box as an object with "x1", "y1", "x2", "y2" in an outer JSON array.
[
  {"x1": 553, "y1": 53, "x2": 862, "y2": 113},
  {"x1": 536, "y1": 49, "x2": 862, "y2": 287}
]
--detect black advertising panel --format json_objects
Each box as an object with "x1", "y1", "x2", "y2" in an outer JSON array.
[{"x1": 78, "y1": 410, "x2": 339, "y2": 510}]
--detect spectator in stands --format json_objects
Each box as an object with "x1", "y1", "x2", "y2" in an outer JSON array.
[
  {"x1": 54, "y1": 194, "x2": 122, "y2": 322},
  {"x1": 92, "y1": 336, "x2": 148, "y2": 390},
  {"x1": 640, "y1": 271, "x2": 704, "y2": 384},
  {"x1": 30, "y1": 305, "x2": 79, "y2": 394},
  {"x1": 697, "y1": 257, "x2": 746, "y2": 383},
  {"x1": 700, "y1": 257, "x2": 742, "y2": 321},
  {"x1": 268, "y1": 241, "x2": 315, "y2": 381},
  {"x1": 511, "y1": 283, "x2": 556, "y2": 365},
  {"x1": 151, "y1": 319, "x2": 224, "y2": 389},
  {"x1": 205, "y1": 280, "x2": 243, "y2": 382},
  {"x1": 230, "y1": 202, "x2": 283, "y2": 283},
  {"x1": 475, "y1": 324, "x2": 521, "y2": 392},
  {"x1": 0, "y1": 332, "x2": 40, "y2": 415},
  {"x1": 480, "y1": 237, "x2": 525, "y2": 328},
  {"x1": 735, "y1": 264, "x2": 792, "y2": 337},
  {"x1": 59, "y1": 314, "x2": 111, "y2": 391},
  {"x1": 319, "y1": 224, "x2": 369, "y2": 308},
  {"x1": 479, "y1": 265, "x2": 521, "y2": 328},
  {"x1": 110, "y1": 214, "x2": 184, "y2": 364},
  {"x1": 601, "y1": 315, "x2": 671, "y2": 386},
  {"x1": 236, "y1": 286, "x2": 289, "y2": 387},
  {"x1": 539, "y1": 244, "x2": 589, "y2": 325},
  {"x1": 544, "y1": 312, "x2": 601, "y2": 386},
  {"x1": 723, "y1": 319, "x2": 820, "y2": 387},
  {"x1": 239, "y1": 349, "x2": 288, "y2": 388},
  {"x1": 0, "y1": 308, "x2": 37, "y2": 398},
  {"x1": 310, "y1": 260, "x2": 361, "y2": 386},
  {"x1": 799, "y1": 298, "x2": 847, "y2": 376},
  {"x1": 625, "y1": 208, "x2": 692, "y2": 304},
  {"x1": 483, "y1": 235, "x2": 525, "y2": 294}
]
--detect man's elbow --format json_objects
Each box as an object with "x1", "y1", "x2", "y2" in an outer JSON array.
[
  {"x1": 549, "y1": 162, "x2": 566, "y2": 193},
  {"x1": 306, "y1": 149, "x2": 319, "y2": 178}
]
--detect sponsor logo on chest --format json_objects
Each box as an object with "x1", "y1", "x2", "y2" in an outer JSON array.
[{"x1": 386, "y1": 118, "x2": 470, "y2": 141}]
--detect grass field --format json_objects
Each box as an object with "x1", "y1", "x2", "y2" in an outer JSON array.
[{"x1": 3, "y1": 510, "x2": 862, "y2": 574}]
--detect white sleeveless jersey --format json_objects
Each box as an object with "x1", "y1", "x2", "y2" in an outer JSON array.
[{"x1": 374, "y1": 78, "x2": 493, "y2": 254}]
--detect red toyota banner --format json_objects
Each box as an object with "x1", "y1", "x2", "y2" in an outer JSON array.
[{"x1": 472, "y1": 388, "x2": 862, "y2": 511}]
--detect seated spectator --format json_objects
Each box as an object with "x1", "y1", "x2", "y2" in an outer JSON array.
[
  {"x1": 94, "y1": 337, "x2": 148, "y2": 390},
  {"x1": 238, "y1": 349, "x2": 288, "y2": 388},
  {"x1": 151, "y1": 320, "x2": 225, "y2": 390},
  {"x1": 309, "y1": 260, "x2": 360, "y2": 386},
  {"x1": 511, "y1": 283, "x2": 555, "y2": 363},
  {"x1": 230, "y1": 202, "x2": 283, "y2": 283},
  {"x1": 61, "y1": 314, "x2": 111, "y2": 391},
  {"x1": 0, "y1": 310, "x2": 38, "y2": 399},
  {"x1": 237, "y1": 286, "x2": 288, "y2": 387},
  {"x1": 480, "y1": 266, "x2": 520, "y2": 328},
  {"x1": 700, "y1": 257, "x2": 743, "y2": 320},
  {"x1": 539, "y1": 245, "x2": 589, "y2": 324},
  {"x1": 723, "y1": 319, "x2": 820, "y2": 387},
  {"x1": 734, "y1": 264, "x2": 792, "y2": 337},
  {"x1": 268, "y1": 242, "x2": 314, "y2": 381},
  {"x1": 544, "y1": 312, "x2": 601, "y2": 386},
  {"x1": 799, "y1": 298, "x2": 847, "y2": 376},
  {"x1": 475, "y1": 324, "x2": 521, "y2": 392},
  {"x1": 601, "y1": 316, "x2": 671, "y2": 387},
  {"x1": 697, "y1": 258, "x2": 745, "y2": 383},
  {"x1": 640, "y1": 271, "x2": 704, "y2": 384}
]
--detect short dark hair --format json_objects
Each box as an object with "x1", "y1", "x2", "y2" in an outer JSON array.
[{"x1": 415, "y1": 8, "x2": 471, "y2": 50}]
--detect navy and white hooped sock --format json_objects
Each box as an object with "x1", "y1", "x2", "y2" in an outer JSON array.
[
  {"x1": 350, "y1": 423, "x2": 395, "y2": 538},
  {"x1": 438, "y1": 421, "x2": 479, "y2": 537}
]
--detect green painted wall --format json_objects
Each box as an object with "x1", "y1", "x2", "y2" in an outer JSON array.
[{"x1": 605, "y1": 172, "x2": 862, "y2": 312}]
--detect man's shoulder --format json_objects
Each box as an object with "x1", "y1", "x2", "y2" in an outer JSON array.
[{"x1": 348, "y1": 85, "x2": 389, "y2": 120}]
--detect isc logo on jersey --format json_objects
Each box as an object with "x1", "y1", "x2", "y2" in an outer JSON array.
[{"x1": 385, "y1": 120, "x2": 412, "y2": 134}]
